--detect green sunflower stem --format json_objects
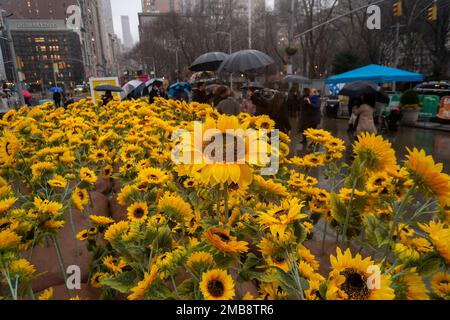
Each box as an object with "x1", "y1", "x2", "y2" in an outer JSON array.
[
  {"x1": 224, "y1": 183, "x2": 229, "y2": 222},
  {"x1": 52, "y1": 235, "x2": 72, "y2": 299},
  {"x1": 216, "y1": 185, "x2": 221, "y2": 222},
  {"x1": 341, "y1": 176, "x2": 359, "y2": 246},
  {"x1": 381, "y1": 187, "x2": 414, "y2": 271},
  {"x1": 1, "y1": 269, "x2": 18, "y2": 300}
]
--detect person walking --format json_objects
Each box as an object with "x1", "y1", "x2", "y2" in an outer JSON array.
[
  {"x1": 192, "y1": 82, "x2": 210, "y2": 104},
  {"x1": 53, "y1": 91, "x2": 62, "y2": 107},
  {"x1": 268, "y1": 91, "x2": 291, "y2": 134},
  {"x1": 148, "y1": 84, "x2": 160, "y2": 104},
  {"x1": 101, "y1": 90, "x2": 114, "y2": 106},
  {"x1": 217, "y1": 90, "x2": 241, "y2": 116},
  {"x1": 212, "y1": 86, "x2": 229, "y2": 108},
  {"x1": 353, "y1": 93, "x2": 378, "y2": 136},
  {"x1": 299, "y1": 88, "x2": 321, "y2": 147}
]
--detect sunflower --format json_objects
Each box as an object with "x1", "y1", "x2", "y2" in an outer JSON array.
[
  {"x1": 405, "y1": 148, "x2": 450, "y2": 204},
  {"x1": 48, "y1": 175, "x2": 67, "y2": 188},
  {"x1": 137, "y1": 167, "x2": 169, "y2": 186},
  {"x1": 89, "y1": 215, "x2": 115, "y2": 226},
  {"x1": 102, "y1": 165, "x2": 114, "y2": 177},
  {"x1": 254, "y1": 175, "x2": 288, "y2": 197},
  {"x1": 157, "y1": 192, "x2": 193, "y2": 222},
  {"x1": 254, "y1": 115, "x2": 275, "y2": 130},
  {"x1": 200, "y1": 269, "x2": 235, "y2": 300},
  {"x1": 0, "y1": 130, "x2": 19, "y2": 166},
  {"x1": 72, "y1": 187, "x2": 89, "y2": 211},
  {"x1": 186, "y1": 251, "x2": 214, "y2": 270},
  {"x1": 327, "y1": 248, "x2": 395, "y2": 300},
  {"x1": 90, "y1": 272, "x2": 110, "y2": 288},
  {"x1": 258, "y1": 197, "x2": 307, "y2": 236},
  {"x1": 303, "y1": 128, "x2": 332, "y2": 144},
  {"x1": 430, "y1": 272, "x2": 450, "y2": 298},
  {"x1": 394, "y1": 271, "x2": 429, "y2": 300},
  {"x1": 204, "y1": 227, "x2": 248, "y2": 255},
  {"x1": 76, "y1": 229, "x2": 89, "y2": 241},
  {"x1": 79, "y1": 167, "x2": 97, "y2": 184},
  {"x1": 189, "y1": 115, "x2": 263, "y2": 187},
  {"x1": 303, "y1": 154, "x2": 325, "y2": 168},
  {"x1": 31, "y1": 162, "x2": 55, "y2": 178},
  {"x1": 127, "y1": 265, "x2": 158, "y2": 300},
  {"x1": 418, "y1": 220, "x2": 450, "y2": 264},
  {"x1": 0, "y1": 197, "x2": 17, "y2": 213},
  {"x1": 34, "y1": 197, "x2": 63, "y2": 216},
  {"x1": 9, "y1": 259, "x2": 36, "y2": 278},
  {"x1": 0, "y1": 229, "x2": 21, "y2": 251},
  {"x1": 38, "y1": 288, "x2": 54, "y2": 300},
  {"x1": 104, "y1": 221, "x2": 130, "y2": 242},
  {"x1": 127, "y1": 202, "x2": 149, "y2": 222},
  {"x1": 353, "y1": 133, "x2": 397, "y2": 172},
  {"x1": 102, "y1": 256, "x2": 127, "y2": 274},
  {"x1": 305, "y1": 280, "x2": 323, "y2": 300}
]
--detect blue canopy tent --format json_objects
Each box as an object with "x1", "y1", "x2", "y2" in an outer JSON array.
[{"x1": 325, "y1": 64, "x2": 424, "y2": 84}]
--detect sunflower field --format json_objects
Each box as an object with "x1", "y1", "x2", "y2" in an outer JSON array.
[{"x1": 0, "y1": 97, "x2": 449, "y2": 301}]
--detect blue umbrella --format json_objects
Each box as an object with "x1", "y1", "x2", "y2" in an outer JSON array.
[
  {"x1": 49, "y1": 87, "x2": 64, "y2": 93},
  {"x1": 168, "y1": 82, "x2": 192, "y2": 98}
]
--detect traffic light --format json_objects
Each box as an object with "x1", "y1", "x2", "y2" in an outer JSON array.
[
  {"x1": 427, "y1": 4, "x2": 438, "y2": 22},
  {"x1": 393, "y1": 0, "x2": 402, "y2": 17}
]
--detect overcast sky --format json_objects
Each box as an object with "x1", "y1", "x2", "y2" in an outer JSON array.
[
  {"x1": 111, "y1": 0, "x2": 141, "y2": 45},
  {"x1": 111, "y1": 0, "x2": 275, "y2": 45}
]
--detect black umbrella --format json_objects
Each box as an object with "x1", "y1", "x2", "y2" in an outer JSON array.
[
  {"x1": 145, "y1": 78, "x2": 164, "y2": 87},
  {"x1": 95, "y1": 84, "x2": 123, "y2": 92},
  {"x1": 282, "y1": 75, "x2": 311, "y2": 84},
  {"x1": 339, "y1": 81, "x2": 390, "y2": 103},
  {"x1": 189, "y1": 52, "x2": 229, "y2": 72},
  {"x1": 218, "y1": 50, "x2": 274, "y2": 73}
]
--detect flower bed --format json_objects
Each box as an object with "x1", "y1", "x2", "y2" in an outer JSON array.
[{"x1": 0, "y1": 98, "x2": 449, "y2": 300}]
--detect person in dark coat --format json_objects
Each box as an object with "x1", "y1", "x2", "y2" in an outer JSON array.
[
  {"x1": 53, "y1": 91, "x2": 62, "y2": 107},
  {"x1": 217, "y1": 91, "x2": 241, "y2": 116},
  {"x1": 250, "y1": 89, "x2": 271, "y2": 116},
  {"x1": 268, "y1": 91, "x2": 291, "y2": 134},
  {"x1": 192, "y1": 82, "x2": 210, "y2": 104},
  {"x1": 148, "y1": 85, "x2": 160, "y2": 104},
  {"x1": 285, "y1": 86, "x2": 301, "y2": 118},
  {"x1": 212, "y1": 86, "x2": 229, "y2": 107},
  {"x1": 299, "y1": 88, "x2": 321, "y2": 146},
  {"x1": 101, "y1": 90, "x2": 114, "y2": 106}
]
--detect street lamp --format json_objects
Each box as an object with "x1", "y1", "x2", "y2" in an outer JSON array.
[{"x1": 216, "y1": 31, "x2": 233, "y2": 89}]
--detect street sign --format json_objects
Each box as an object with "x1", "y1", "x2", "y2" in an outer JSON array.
[{"x1": 89, "y1": 77, "x2": 120, "y2": 104}]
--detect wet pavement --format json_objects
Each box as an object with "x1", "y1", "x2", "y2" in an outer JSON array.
[{"x1": 289, "y1": 117, "x2": 450, "y2": 174}]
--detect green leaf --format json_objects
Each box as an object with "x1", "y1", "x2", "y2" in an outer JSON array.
[
  {"x1": 238, "y1": 253, "x2": 260, "y2": 282},
  {"x1": 100, "y1": 271, "x2": 137, "y2": 294},
  {"x1": 319, "y1": 281, "x2": 328, "y2": 300},
  {"x1": 177, "y1": 279, "x2": 196, "y2": 300},
  {"x1": 214, "y1": 252, "x2": 236, "y2": 269},
  {"x1": 417, "y1": 254, "x2": 442, "y2": 277},
  {"x1": 293, "y1": 221, "x2": 307, "y2": 243}
]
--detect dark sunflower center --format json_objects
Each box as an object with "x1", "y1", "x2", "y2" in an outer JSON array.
[
  {"x1": 375, "y1": 178, "x2": 384, "y2": 186},
  {"x1": 207, "y1": 279, "x2": 224, "y2": 297},
  {"x1": 206, "y1": 133, "x2": 243, "y2": 163},
  {"x1": 218, "y1": 233, "x2": 230, "y2": 242},
  {"x1": 134, "y1": 208, "x2": 145, "y2": 218},
  {"x1": 340, "y1": 268, "x2": 369, "y2": 300},
  {"x1": 5, "y1": 142, "x2": 11, "y2": 156},
  {"x1": 440, "y1": 280, "x2": 449, "y2": 285}
]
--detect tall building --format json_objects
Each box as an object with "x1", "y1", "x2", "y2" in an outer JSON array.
[
  {"x1": 142, "y1": 0, "x2": 183, "y2": 13},
  {"x1": 97, "y1": 0, "x2": 118, "y2": 76},
  {"x1": 0, "y1": 0, "x2": 118, "y2": 87},
  {"x1": 121, "y1": 15, "x2": 134, "y2": 49}
]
